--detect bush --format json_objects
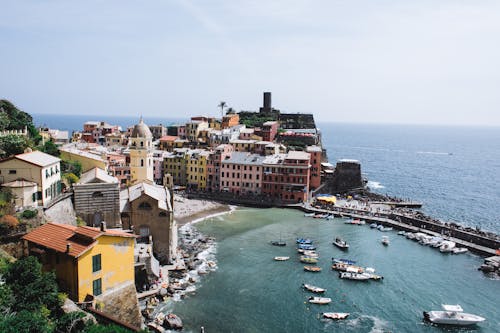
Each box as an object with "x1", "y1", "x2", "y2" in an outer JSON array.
[
  {"x1": 0, "y1": 215, "x2": 19, "y2": 228},
  {"x1": 64, "y1": 173, "x2": 79, "y2": 185},
  {"x1": 21, "y1": 209, "x2": 37, "y2": 219}
]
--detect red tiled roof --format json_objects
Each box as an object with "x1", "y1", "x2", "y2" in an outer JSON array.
[{"x1": 22, "y1": 223, "x2": 135, "y2": 258}]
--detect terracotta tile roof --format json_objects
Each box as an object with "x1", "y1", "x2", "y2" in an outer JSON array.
[
  {"x1": 22, "y1": 223, "x2": 135, "y2": 258},
  {"x1": 159, "y1": 135, "x2": 179, "y2": 142}
]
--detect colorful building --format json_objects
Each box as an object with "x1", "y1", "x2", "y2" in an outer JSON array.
[
  {"x1": 22, "y1": 222, "x2": 136, "y2": 302},
  {"x1": 220, "y1": 152, "x2": 265, "y2": 195},
  {"x1": 206, "y1": 144, "x2": 233, "y2": 192},
  {"x1": 129, "y1": 118, "x2": 153, "y2": 184},
  {"x1": 262, "y1": 151, "x2": 311, "y2": 203},
  {"x1": 306, "y1": 145, "x2": 323, "y2": 190},
  {"x1": 163, "y1": 148, "x2": 188, "y2": 186},
  {"x1": 185, "y1": 149, "x2": 209, "y2": 190},
  {"x1": 59, "y1": 146, "x2": 108, "y2": 173},
  {"x1": 221, "y1": 113, "x2": 239, "y2": 129}
]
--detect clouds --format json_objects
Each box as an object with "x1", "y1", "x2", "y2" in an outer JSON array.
[{"x1": 0, "y1": 0, "x2": 499, "y2": 125}]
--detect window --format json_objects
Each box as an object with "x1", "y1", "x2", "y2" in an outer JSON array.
[
  {"x1": 8, "y1": 170, "x2": 16, "y2": 174},
  {"x1": 93, "y1": 278, "x2": 102, "y2": 296},
  {"x1": 92, "y1": 254, "x2": 101, "y2": 272},
  {"x1": 92, "y1": 191, "x2": 104, "y2": 198},
  {"x1": 138, "y1": 202, "x2": 152, "y2": 210}
]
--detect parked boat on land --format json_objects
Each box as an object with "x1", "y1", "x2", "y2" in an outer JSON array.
[
  {"x1": 423, "y1": 304, "x2": 485, "y2": 326},
  {"x1": 381, "y1": 236, "x2": 390, "y2": 246},
  {"x1": 304, "y1": 266, "x2": 322, "y2": 272},
  {"x1": 452, "y1": 247, "x2": 468, "y2": 254},
  {"x1": 302, "y1": 283, "x2": 326, "y2": 293},
  {"x1": 274, "y1": 256, "x2": 290, "y2": 261},
  {"x1": 308, "y1": 296, "x2": 331, "y2": 304},
  {"x1": 322, "y1": 312, "x2": 350, "y2": 320},
  {"x1": 333, "y1": 237, "x2": 349, "y2": 250}
]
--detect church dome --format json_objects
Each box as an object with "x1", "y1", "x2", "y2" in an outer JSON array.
[{"x1": 131, "y1": 117, "x2": 152, "y2": 138}]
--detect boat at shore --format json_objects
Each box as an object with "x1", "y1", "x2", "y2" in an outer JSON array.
[
  {"x1": 439, "y1": 241, "x2": 456, "y2": 253},
  {"x1": 304, "y1": 212, "x2": 315, "y2": 217},
  {"x1": 333, "y1": 237, "x2": 349, "y2": 250},
  {"x1": 452, "y1": 247, "x2": 468, "y2": 254},
  {"x1": 344, "y1": 219, "x2": 366, "y2": 225},
  {"x1": 322, "y1": 312, "x2": 350, "y2": 320},
  {"x1": 423, "y1": 304, "x2": 485, "y2": 326},
  {"x1": 308, "y1": 296, "x2": 331, "y2": 304},
  {"x1": 302, "y1": 283, "x2": 326, "y2": 293},
  {"x1": 304, "y1": 266, "x2": 322, "y2": 272},
  {"x1": 274, "y1": 256, "x2": 289, "y2": 261}
]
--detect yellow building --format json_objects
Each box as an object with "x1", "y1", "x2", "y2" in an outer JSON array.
[
  {"x1": 59, "y1": 146, "x2": 108, "y2": 173},
  {"x1": 22, "y1": 222, "x2": 136, "y2": 302},
  {"x1": 129, "y1": 118, "x2": 154, "y2": 184},
  {"x1": 163, "y1": 148, "x2": 188, "y2": 186},
  {"x1": 185, "y1": 149, "x2": 209, "y2": 190}
]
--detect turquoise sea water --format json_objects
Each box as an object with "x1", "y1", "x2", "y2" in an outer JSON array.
[{"x1": 165, "y1": 208, "x2": 499, "y2": 333}]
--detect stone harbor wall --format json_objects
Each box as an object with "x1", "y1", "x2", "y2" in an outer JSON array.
[
  {"x1": 44, "y1": 197, "x2": 76, "y2": 225},
  {"x1": 95, "y1": 280, "x2": 143, "y2": 328}
]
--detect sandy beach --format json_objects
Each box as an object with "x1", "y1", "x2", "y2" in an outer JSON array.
[{"x1": 173, "y1": 194, "x2": 231, "y2": 225}]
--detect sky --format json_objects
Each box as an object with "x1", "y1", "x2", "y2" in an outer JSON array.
[{"x1": 1, "y1": 0, "x2": 499, "y2": 126}]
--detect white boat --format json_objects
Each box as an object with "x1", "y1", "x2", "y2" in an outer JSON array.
[
  {"x1": 397, "y1": 231, "x2": 406, "y2": 236},
  {"x1": 344, "y1": 219, "x2": 365, "y2": 225},
  {"x1": 377, "y1": 225, "x2": 393, "y2": 232},
  {"x1": 322, "y1": 312, "x2": 350, "y2": 320},
  {"x1": 406, "y1": 232, "x2": 416, "y2": 240},
  {"x1": 423, "y1": 304, "x2": 485, "y2": 326},
  {"x1": 303, "y1": 283, "x2": 326, "y2": 293},
  {"x1": 439, "y1": 241, "x2": 456, "y2": 253},
  {"x1": 304, "y1": 212, "x2": 315, "y2": 217},
  {"x1": 325, "y1": 215, "x2": 334, "y2": 220},
  {"x1": 300, "y1": 256, "x2": 318, "y2": 264},
  {"x1": 303, "y1": 250, "x2": 319, "y2": 258},
  {"x1": 308, "y1": 296, "x2": 331, "y2": 304},
  {"x1": 274, "y1": 256, "x2": 290, "y2": 261},
  {"x1": 365, "y1": 267, "x2": 384, "y2": 280},
  {"x1": 370, "y1": 223, "x2": 378, "y2": 228},
  {"x1": 339, "y1": 271, "x2": 371, "y2": 280},
  {"x1": 333, "y1": 237, "x2": 349, "y2": 250},
  {"x1": 452, "y1": 247, "x2": 468, "y2": 254},
  {"x1": 381, "y1": 236, "x2": 389, "y2": 246}
]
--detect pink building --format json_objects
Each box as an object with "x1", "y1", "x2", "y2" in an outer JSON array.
[
  {"x1": 261, "y1": 121, "x2": 279, "y2": 142},
  {"x1": 306, "y1": 146, "x2": 323, "y2": 190},
  {"x1": 206, "y1": 144, "x2": 233, "y2": 192},
  {"x1": 220, "y1": 152, "x2": 265, "y2": 195},
  {"x1": 106, "y1": 152, "x2": 129, "y2": 187}
]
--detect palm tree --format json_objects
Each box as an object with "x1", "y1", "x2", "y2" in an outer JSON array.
[
  {"x1": 226, "y1": 107, "x2": 236, "y2": 114},
  {"x1": 218, "y1": 101, "x2": 226, "y2": 119}
]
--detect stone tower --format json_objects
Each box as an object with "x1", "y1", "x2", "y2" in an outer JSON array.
[{"x1": 129, "y1": 117, "x2": 153, "y2": 184}]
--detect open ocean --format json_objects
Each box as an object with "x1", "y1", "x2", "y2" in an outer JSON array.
[{"x1": 33, "y1": 114, "x2": 500, "y2": 332}]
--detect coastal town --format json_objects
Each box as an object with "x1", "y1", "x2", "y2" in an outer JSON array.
[{"x1": 0, "y1": 93, "x2": 499, "y2": 332}]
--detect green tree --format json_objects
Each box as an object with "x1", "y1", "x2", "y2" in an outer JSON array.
[
  {"x1": 218, "y1": 101, "x2": 226, "y2": 119},
  {"x1": 3, "y1": 256, "x2": 61, "y2": 314},
  {"x1": 41, "y1": 140, "x2": 60, "y2": 157},
  {"x1": 0, "y1": 134, "x2": 30, "y2": 157},
  {"x1": 0, "y1": 310, "x2": 51, "y2": 333},
  {"x1": 0, "y1": 100, "x2": 34, "y2": 131},
  {"x1": 61, "y1": 160, "x2": 82, "y2": 177}
]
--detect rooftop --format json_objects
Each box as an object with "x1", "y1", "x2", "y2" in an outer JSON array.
[{"x1": 15, "y1": 150, "x2": 61, "y2": 167}]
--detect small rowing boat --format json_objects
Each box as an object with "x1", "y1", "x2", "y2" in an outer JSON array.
[
  {"x1": 274, "y1": 256, "x2": 289, "y2": 261},
  {"x1": 302, "y1": 283, "x2": 326, "y2": 293},
  {"x1": 304, "y1": 266, "x2": 322, "y2": 272},
  {"x1": 322, "y1": 312, "x2": 350, "y2": 320}
]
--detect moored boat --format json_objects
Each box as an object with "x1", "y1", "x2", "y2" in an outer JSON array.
[
  {"x1": 304, "y1": 266, "x2": 322, "y2": 272},
  {"x1": 423, "y1": 304, "x2": 485, "y2": 326},
  {"x1": 370, "y1": 223, "x2": 378, "y2": 228},
  {"x1": 304, "y1": 212, "x2": 315, "y2": 217},
  {"x1": 345, "y1": 219, "x2": 365, "y2": 225},
  {"x1": 331, "y1": 258, "x2": 356, "y2": 265},
  {"x1": 300, "y1": 256, "x2": 318, "y2": 264},
  {"x1": 381, "y1": 236, "x2": 389, "y2": 246},
  {"x1": 339, "y1": 271, "x2": 371, "y2": 281},
  {"x1": 333, "y1": 237, "x2": 349, "y2": 250},
  {"x1": 298, "y1": 244, "x2": 316, "y2": 250},
  {"x1": 270, "y1": 240, "x2": 286, "y2": 246},
  {"x1": 331, "y1": 262, "x2": 364, "y2": 273},
  {"x1": 274, "y1": 256, "x2": 290, "y2": 261},
  {"x1": 296, "y1": 238, "x2": 313, "y2": 244},
  {"x1": 302, "y1": 283, "x2": 326, "y2": 293},
  {"x1": 303, "y1": 250, "x2": 319, "y2": 258},
  {"x1": 322, "y1": 312, "x2": 350, "y2": 320},
  {"x1": 439, "y1": 241, "x2": 456, "y2": 253},
  {"x1": 452, "y1": 247, "x2": 468, "y2": 254},
  {"x1": 308, "y1": 296, "x2": 331, "y2": 304}
]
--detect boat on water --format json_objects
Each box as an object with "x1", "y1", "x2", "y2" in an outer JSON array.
[
  {"x1": 331, "y1": 262, "x2": 364, "y2": 273},
  {"x1": 439, "y1": 241, "x2": 456, "y2": 253},
  {"x1": 331, "y1": 257, "x2": 356, "y2": 265},
  {"x1": 304, "y1": 212, "x2": 315, "y2": 217},
  {"x1": 365, "y1": 267, "x2": 384, "y2": 280},
  {"x1": 304, "y1": 266, "x2": 322, "y2": 272},
  {"x1": 325, "y1": 214, "x2": 334, "y2": 220},
  {"x1": 452, "y1": 247, "x2": 468, "y2": 254},
  {"x1": 296, "y1": 238, "x2": 313, "y2": 244},
  {"x1": 333, "y1": 237, "x2": 349, "y2": 250},
  {"x1": 274, "y1": 256, "x2": 290, "y2": 261},
  {"x1": 406, "y1": 232, "x2": 416, "y2": 240},
  {"x1": 303, "y1": 283, "x2": 326, "y2": 293},
  {"x1": 308, "y1": 296, "x2": 331, "y2": 304},
  {"x1": 314, "y1": 213, "x2": 328, "y2": 218},
  {"x1": 381, "y1": 236, "x2": 390, "y2": 246},
  {"x1": 423, "y1": 304, "x2": 485, "y2": 326},
  {"x1": 339, "y1": 271, "x2": 371, "y2": 281},
  {"x1": 270, "y1": 240, "x2": 286, "y2": 246},
  {"x1": 377, "y1": 225, "x2": 393, "y2": 232},
  {"x1": 398, "y1": 231, "x2": 406, "y2": 236},
  {"x1": 370, "y1": 223, "x2": 378, "y2": 228},
  {"x1": 322, "y1": 312, "x2": 350, "y2": 320},
  {"x1": 345, "y1": 219, "x2": 366, "y2": 225},
  {"x1": 298, "y1": 244, "x2": 316, "y2": 250},
  {"x1": 303, "y1": 250, "x2": 319, "y2": 258},
  {"x1": 300, "y1": 256, "x2": 318, "y2": 264}
]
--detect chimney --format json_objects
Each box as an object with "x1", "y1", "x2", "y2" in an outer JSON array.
[
  {"x1": 66, "y1": 243, "x2": 71, "y2": 253},
  {"x1": 100, "y1": 221, "x2": 106, "y2": 232}
]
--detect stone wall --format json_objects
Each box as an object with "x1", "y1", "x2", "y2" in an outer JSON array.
[
  {"x1": 44, "y1": 197, "x2": 76, "y2": 225},
  {"x1": 95, "y1": 280, "x2": 142, "y2": 328},
  {"x1": 325, "y1": 161, "x2": 363, "y2": 193}
]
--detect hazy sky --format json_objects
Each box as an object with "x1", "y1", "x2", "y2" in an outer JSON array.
[{"x1": 1, "y1": 0, "x2": 499, "y2": 126}]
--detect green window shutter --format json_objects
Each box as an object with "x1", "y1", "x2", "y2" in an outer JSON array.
[{"x1": 92, "y1": 254, "x2": 101, "y2": 272}]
